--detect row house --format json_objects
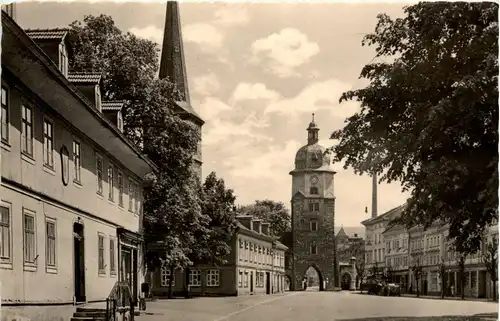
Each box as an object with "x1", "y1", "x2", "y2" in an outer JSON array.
[
  {"x1": 364, "y1": 200, "x2": 498, "y2": 300},
  {"x1": 1, "y1": 10, "x2": 156, "y2": 315},
  {"x1": 382, "y1": 223, "x2": 409, "y2": 287},
  {"x1": 149, "y1": 216, "x2": 288, "y2": 297},
  {"x1": 362, "y1": 205, "x2": 405, "y2": 273}
]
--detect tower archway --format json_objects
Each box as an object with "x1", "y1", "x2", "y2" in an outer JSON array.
[
  {"x1": 341, "y1": 272, "x2": 352, "y2": 290},
  {"x1": 302, "y1": 265, "x2": 325, "y2": 291}
]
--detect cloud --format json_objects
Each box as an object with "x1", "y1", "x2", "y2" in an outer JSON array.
[
  {"x1": 129, "y1": 25, "x2": 163, "y2": 44},
  {"x1": 225, "y1": 140, "x2": 301, "y2": 180},
  {"x1": 251, "y1": 28, "x2": 320, "y2": 78},
  {"x1": 199, "y1": 97, "x2": 232, "y2": 122},
  {"x1": 203, "y1": 111, "x2": 270, "y2": 147},
  {"x1": 192, "y1": 73, "x2": 220, "y2": 96},
  {"x1": 213, "y1": 4, "x2": 250, "y2": 27},
  {"x1": 231, "y1": 82, "x2": 281, "y2": 102},
  {"x1": 264, "y1": 79, "x2": 359, "y2": 119},
  {"x1": 183, "y1": 23, "x2": 224, "y2": 51}
]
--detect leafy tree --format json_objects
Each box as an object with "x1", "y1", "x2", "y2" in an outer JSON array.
[
  {"x1": 456, "y1": 251, "x2": 467, "y2": 300},
  {"x1": 182, "y1": 172, "x2": 238, "y2": 297},
  {"x1": 438, "y1": 257, "x2": 446, "y2": 299},
  {"x1": 67, "y1": 14, "x2": 205, "y2": 299},
  {"x1": 328, "y1": 2, "x2": 498, "y2": 254},
  {"x1": 481, "y1": 237, "x2": 498, "y2": 301},
  {"x1": 411, "y1": 255, "x2": 423, "y2": 297},
  {"x1": 239, "y1": 200, "x2": 291, "y2": 237},
  {"x1": 356, "y1": 257, "x2": 367, "y2": 293}
]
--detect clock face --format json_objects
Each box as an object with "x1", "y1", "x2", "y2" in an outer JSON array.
[{"x1": 310, "y1": 175, "x2": 319, "y2": 185}]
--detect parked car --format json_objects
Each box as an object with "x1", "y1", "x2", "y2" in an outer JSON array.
[
  {"x1": 366, "y1": 279, "x2": 384, "y2": 295},
  {"x1": 383, "y1": 283, "x2": 401, "y2": 296}
]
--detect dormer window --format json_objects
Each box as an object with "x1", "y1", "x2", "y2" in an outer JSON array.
[
  {"x1": 58, "y1": 43, "x2": 68, "y2": 77},
  {"x1": 95, "y1": 85, "x2": 102, "y2": 111},
  {"x1": 310, "y1": 187, "x2": 319, "y2": 195},
  {"x1": 117, "y1": 111, "x2": 123, "y2": 132}
]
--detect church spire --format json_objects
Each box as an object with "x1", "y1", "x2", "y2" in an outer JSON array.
[
  {"x1": 159, "y1": 1, "x2": 190, "y2": 103},
  {"x1": 307, "y1": 113, "x2": 319, "y2": 145}
]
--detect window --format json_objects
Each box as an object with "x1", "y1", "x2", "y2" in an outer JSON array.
[
  {"x1": 207, "y1": 269, "x2": 220, "y2": 287},
  {"x1": 310, "y1": 220, "x2": 317, "y2": 232},
  {"x1": 134, "y1": 184, "x2": 139, "y2": 214},
  {"x1": 108, "y1": 165, "x2": 114, "y2": 201},
  {"x1": 58, "y1": 43, "x2": 68, "y2": 76},
  {"x1": 310, "y1": 187, "x2": 318, "y2": 195},
  {"x1": 1, "y1": 86, "x2": 8, "y2": 143},
  {"x1": 117, "y1": 172, "x2": 124, "y2": 207},
  {"x1": 43, "y1": 119, "x2": 54, "y2": 168},
  {"x1": 0, "y1": 204, "x2": 11, "y2": 261},
  {"x1": 23, "y1": 212, "x2": 36, "y2": 264},
  {"x1": 73, "y1": 141, "x2": 81, "y2": 183},
  {"x1": 110, "y1": 239, "x2": 116, "y2": 274},
  {"x1": 95, "y1": 86, "x2": 101, "y2": 111},
  {"x1": 189, "y1": 269, "x2": 201, "y2": 286},
  {"x1": 238, "y1": 270, "x2": 243, "y2": 287},
  {"x1": 96, "y1": 154, "x2": 103, "y2": 195},
  {"x1": 309, "y1": 203, "x2": 320, "y2": 212},
  {"x1": 161, "y1": 267, "x2": 174, "y2": 286},
  {"x1": 244, "y1": 272, "x2": 249, "y2": 288},
  {"x1": 244, "y1": 242, "x2": 248, "y2": 261},
  {"x1": 128, "y1": 179, "x2": 135, "y2": 212},
  {"x1": 98, "y1": 234, "x2": 105, "y2": 274},
  {"x1": 21, "y1": 104, "x2": 33, "y2": 156},
  {"x1": 45, "y1": 219, "x2": 56, "y2": 267},
  {"x1": 310, "y1": 243, "x2": 317, "y2": 255}
]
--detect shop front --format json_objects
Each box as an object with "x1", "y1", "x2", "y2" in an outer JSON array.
[{"x1": 117, "y1": 227, "x2": 144, "y2": 304}]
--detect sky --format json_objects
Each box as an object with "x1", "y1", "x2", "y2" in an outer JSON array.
[{"x1": 16, "y1": 1, "x2": 412, "y2": 229}]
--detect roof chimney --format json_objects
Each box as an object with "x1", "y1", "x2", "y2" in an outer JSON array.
[{"x1": 2, "y1": 3, "x2": 16, "y2": 21}]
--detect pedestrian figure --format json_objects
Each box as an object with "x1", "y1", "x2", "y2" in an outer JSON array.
[{"x1": 451, "y1": 285, "x2": 455, "y2": 297}]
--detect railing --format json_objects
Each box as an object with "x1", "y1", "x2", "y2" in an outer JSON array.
[{"x1": 106, "y1": 281, "x2": 135, "y2": 321}]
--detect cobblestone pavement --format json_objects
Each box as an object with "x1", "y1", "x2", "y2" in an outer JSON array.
[{"x1": 137, "y1": 291, "x2": 499, "y2": 321}]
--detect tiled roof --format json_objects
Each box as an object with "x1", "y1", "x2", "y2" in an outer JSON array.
[
  {"x1": 68, "y1": 73, "x2": 102, "y2": 84},
  {"x1": 102, "y1": 101, "x2": 125, "y2": 111},
  {"x1": 25, "y1": 28, "x2": 68, "y2": 41}
]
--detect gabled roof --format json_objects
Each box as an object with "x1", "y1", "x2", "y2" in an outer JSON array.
[
  {"x1": 25, "y1": 28, "x2": 68, "y2": 41},
  {"x1": 361, "y1": 204, "x2": 405, "y2": 226},
  {"x1": 336, "y1": 226, "x2": 348, "y2": 238},
  {"x1": 102, "y1": 101, "x2": 125, "y2": 111},
  {"x1": 68, "y1": 72, "x2": 102, "y2": 84}
]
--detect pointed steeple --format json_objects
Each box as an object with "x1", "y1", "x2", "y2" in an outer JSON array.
[{"x1": 159, "y1": 1, "x2": 190, "y2": 103}]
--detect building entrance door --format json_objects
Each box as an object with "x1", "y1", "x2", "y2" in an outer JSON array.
[
  {"x1": 266, "y1": 272, "x2": 271, "y2": 294},
  {"x1": 250, "y1": 272, "x2": 254, "y2": 293},
  {"x1": 73, "y1": 223, "x2": 86, "y2": 303}
]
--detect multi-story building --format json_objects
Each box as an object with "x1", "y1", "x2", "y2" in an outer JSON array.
[
  {"x1": 149, "y1": 215, "x2": 288, "y2": 297},
  {"x1": 366, "y1": 202, "x2": 498, "y2": 299},
  {"x1": 383, "y1": 223, "x2": 409, "y2": 287},
  {"x1": 362, "y1": 205, "x2": 405, "y2": 274},
  {"x1": 1, "y1": 8, "x2": 156, "y2": 315}
]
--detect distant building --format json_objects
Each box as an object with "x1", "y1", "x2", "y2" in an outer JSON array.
[
  {"x1": 149, "y1": 216, "x2": 288, "y2": 297},
  {"x1": 362, "y1": 205, "x2": 405, "y2": 274},
  {"x1": 1, "y1": 9, "x2": 155, "y2": 314},
  {"x1": 382, "y1": 222, "x2": 409, "y2": 287}
]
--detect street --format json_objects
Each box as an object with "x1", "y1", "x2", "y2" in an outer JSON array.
[{"x1": 137, "y1": 291, "x2": 499, "y2": 321}]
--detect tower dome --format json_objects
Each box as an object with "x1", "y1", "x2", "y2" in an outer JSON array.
[{"x1": 294, "y1": 113, "x2": 331, "y2": 170}]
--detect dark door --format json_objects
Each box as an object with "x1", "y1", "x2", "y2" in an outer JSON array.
[
  {"x1": 132, "y1": 249, "x2": 138, "y2": 304},
  {"x1": 250, "y1": 272, "x2": 254, "y2": 293},
  {"x1": 73, "y1": 223, "x2": 86, "y2": 303},
  {"x1": 266, "y1": 272, "x2": 271, "y2": 294},
  {"x1": 122, "y1": 249, "x2": 132, "y2": 290}
]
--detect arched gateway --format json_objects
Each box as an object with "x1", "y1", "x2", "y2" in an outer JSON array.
[{"x1": 289, "y1": 115, "x2": 339, "y2": 291}]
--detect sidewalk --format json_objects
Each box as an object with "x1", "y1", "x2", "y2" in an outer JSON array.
[{"x1": 400, "y1": 293, "x2": 494, "y2": 302}]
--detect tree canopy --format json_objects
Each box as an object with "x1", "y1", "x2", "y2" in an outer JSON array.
[
  {"x1": 67, "y1": 15, "x2": 205, "y2": 271},
  {"x1": 239, "y1": 200, "x2": 291, "y2": 238},
  {"x1": 329, "y1": 2, "x2": 498, "y2": 254}
]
